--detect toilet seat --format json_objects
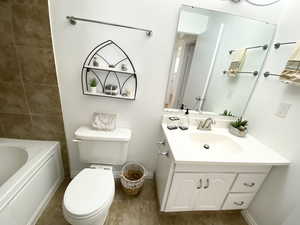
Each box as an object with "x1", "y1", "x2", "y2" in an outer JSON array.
[{"x1": 63, "y1": 167, "x2": 115, "y2": 220}]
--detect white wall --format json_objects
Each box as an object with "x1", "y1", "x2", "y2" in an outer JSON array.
[
  {"x1": 244, "y1": 0, "x2": 300, "y2": 225},
  {"x1": 48, "y1": 0, "x2": 287, "y2": 177},
  {"x1": 178, "y1": 9, "x2": 208, "y2": 35}
]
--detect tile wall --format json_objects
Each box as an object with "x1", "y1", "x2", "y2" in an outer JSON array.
[{"x1": 0, "y1": 0, "x2": 69, "y2": 175}]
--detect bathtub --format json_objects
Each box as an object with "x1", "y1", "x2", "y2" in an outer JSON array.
[{"x1": 0, "y1": 138, "x2": 64, "y2": 225}]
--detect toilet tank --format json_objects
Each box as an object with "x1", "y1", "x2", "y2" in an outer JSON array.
[{"x1": 74, "y1": 126, "x2": 131, "y2": 165}]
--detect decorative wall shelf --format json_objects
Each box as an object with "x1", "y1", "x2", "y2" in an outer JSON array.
[{"x1": 81, "y1": 40, "x2": 137, "y2": 100}]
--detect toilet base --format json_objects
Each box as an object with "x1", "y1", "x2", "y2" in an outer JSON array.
[{"x1": 63, "y1": 206, "x2": 110, "y2": 225}]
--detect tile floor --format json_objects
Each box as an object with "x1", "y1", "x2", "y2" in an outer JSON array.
[{"x1": 36, "y1": 178, "x2": 248, "y2": 225}]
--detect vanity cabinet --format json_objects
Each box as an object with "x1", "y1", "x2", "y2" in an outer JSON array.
[
  {"x1": 155, "y1": 139, "x2": 270, "y2": 212},
  {"x1": 166, "y1": 173, "x2": 235, "y2": 211}
]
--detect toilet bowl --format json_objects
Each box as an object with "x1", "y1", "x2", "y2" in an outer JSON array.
[{"x1": 63, "y1": 167, "x2": 115, "y2": 225}]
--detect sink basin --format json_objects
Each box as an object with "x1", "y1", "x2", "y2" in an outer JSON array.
[{"x1": 188, "y1": 132, "x2": 242, "y2": 154}]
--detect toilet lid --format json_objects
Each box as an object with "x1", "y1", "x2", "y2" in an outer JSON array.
[{"x1": 63, "y1": 168, "x2": 114, "y2": 217}]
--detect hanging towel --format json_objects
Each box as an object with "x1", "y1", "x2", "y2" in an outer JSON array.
[
  {"x1": 227, "y1": 49, "x2": 246, "y2": 77},
  {"x1": 280, "y1": 41, "x2": 300, "y2": 85}
]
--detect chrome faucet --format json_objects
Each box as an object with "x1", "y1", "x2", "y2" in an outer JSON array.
[{"x1": 197, "y1": 118, "x2": 215, "y2": 130}]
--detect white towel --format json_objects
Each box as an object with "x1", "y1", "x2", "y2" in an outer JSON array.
[
  {"x1": 280, "y1": 41, "x2": 300, "y2": 84},
  {"x1": 227, "y1": 49, "x2": 246, "y2": 77},
  {"x1": 289, "y1": 41, "x2": 300, "y2": 61}
]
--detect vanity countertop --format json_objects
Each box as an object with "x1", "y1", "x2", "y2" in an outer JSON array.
[{"x1": 162, "y1": 125, "x2": 290, "y2": 166}]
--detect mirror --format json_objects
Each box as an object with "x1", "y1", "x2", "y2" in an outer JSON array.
[{"x1": 164, "y1": 6, "x2": 276, "y2": 117}]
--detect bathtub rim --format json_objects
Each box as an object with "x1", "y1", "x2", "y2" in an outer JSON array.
[{"x1": 0, "y1": 138, "x2": 62, "y2": 211}]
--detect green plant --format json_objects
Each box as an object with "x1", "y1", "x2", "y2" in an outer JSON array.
[
  {"x1": 105, "y1": 84, "x2": 118, "y2": 90},
  {"x1": 230, "y1": 117, "x2": 248, "y2": 131},
  {"x1": 90, "y1": 78, "x2": 97, "y2": 87},
  {"x1": 221, "y1": 110, "x2": 234, "y2": 117}
]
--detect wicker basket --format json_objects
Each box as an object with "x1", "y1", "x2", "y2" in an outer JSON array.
[{"x1": 120, "y1": 162, "x2": 145, "y2": 195}]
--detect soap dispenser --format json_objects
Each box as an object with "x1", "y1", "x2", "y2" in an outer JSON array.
[{"x1": 179, "y1": 108, "x2": 189, "y2": 130}]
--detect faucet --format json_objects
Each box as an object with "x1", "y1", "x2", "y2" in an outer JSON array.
[{"x1": 197, "y1": 118, "x2": 215, "y2": 130}]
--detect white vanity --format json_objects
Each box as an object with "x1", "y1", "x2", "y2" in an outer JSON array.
[
  {"x1": 157, "y1": 5, "x2": 288, "y2": 213},
  {"x1": 155, "y1": 116, "x2": 289, "y2": 212}
]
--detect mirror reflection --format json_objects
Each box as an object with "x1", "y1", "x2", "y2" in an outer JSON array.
[{"x1": 164, "y1": 6, "x2": 276, "y2": 117}]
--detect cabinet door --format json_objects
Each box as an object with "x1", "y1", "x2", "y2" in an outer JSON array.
[
  {"x1": 194, "y1": 174, "x2": 236, "y2": 210},
  {"x1": 166, "y1": 173, "x2": 235, "y2": 212},
  {"x1": 155, "y1": 140, "x2": 174, "y2": 210},
  {"x1": 165, "y1": 173, "x2": 200, "y2": 211}
]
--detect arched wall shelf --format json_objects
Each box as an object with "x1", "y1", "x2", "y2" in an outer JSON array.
[{"x1": 81, "y1": 40, "x2": 137, "y2": 100}]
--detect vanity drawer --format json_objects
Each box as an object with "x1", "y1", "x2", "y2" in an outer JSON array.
[
  {"x1": 222, "y1": 193, "x2": 255, "y2": 210},
  {"x1": 231, "y1": 173, "x2": 267, "y2": 193}
]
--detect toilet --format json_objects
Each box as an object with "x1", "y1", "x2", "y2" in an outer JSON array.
[{"x1": 63, "y1": 126, "x2": 131, "y2": 225}]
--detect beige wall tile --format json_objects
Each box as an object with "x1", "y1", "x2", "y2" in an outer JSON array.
[
  {"x1": 24, "y1": 84, "x2": 62, "y2": 115},
  {"x1": 30, "y1": 114, "x2": 65, "y2": 139},
  {"x1": 0, "y1": 82, "x2": 29, "y2": 114},
  {"x1": 16, "y1": 46, "x2": 57, "y2": 85},
  {"x1": 0, "y1": 45, "x2": 21, "y2": 82},
  {"x1": 0, "y1": 113, "x2": 32, "y2": 138},
  {"x1": 12, "y1": 3, "x2": 51, "y2": 47},
  {"x1": 0, "y1": 3, "x2": 14, "y2": 46}
]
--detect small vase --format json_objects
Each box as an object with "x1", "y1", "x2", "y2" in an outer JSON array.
[
  {"x1": 229, "y1": 125, "x2": 247, "y2": 137},
  {"x1": 90, "y1": 86, "x2": 97, "y2": 94}
]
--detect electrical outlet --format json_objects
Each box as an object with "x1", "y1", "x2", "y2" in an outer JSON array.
[{"x1": 275, "y1": 102, "x2": 291, "y2": 118}]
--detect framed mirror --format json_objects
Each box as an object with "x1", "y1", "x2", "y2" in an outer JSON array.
[{"x1": 164, "y1": 5, "x2": 276, "y2": 117}]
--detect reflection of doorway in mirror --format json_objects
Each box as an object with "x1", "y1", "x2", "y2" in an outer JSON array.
[{"x1": 165, "y1": 34, "x2": 196, "y2": 108}]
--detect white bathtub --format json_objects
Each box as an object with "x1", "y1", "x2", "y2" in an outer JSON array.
[{"x1": 0, "y1": 138, "x2": 64, "y2": 225}]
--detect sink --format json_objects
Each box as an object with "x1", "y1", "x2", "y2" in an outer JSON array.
[{"x1": 188, "y1": 132, "x2": 242, "y2": 154}]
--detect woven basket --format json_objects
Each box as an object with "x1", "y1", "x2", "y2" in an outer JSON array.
[{"x1": 120, "y1": 162, "x2": 145, "y2": 195}]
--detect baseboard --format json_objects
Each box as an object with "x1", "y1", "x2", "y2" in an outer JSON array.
[
  {"x1": 242, "y1": 210, "x2": 258, "y2": 225},
  {"x1": 28, "y1": 176, "x2": 64, "y2": 225}
]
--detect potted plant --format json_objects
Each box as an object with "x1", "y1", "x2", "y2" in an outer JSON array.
[
  {"x1": 104, "y1": 84, "x2": 118, "y2": 96},
  {"x1": 89, "y1": 78, "x2": 98, "y2": 94},
  {"x1": 221, "y1": 109, "x2": 234, "y2": 117},
  {"x1": 229, "y1": 117, "x2": 248, "y2": 137}
]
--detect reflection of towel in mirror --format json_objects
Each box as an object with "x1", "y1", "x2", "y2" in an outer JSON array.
[
  {"x1": 280, "y1": 41, "x2": 300, "y2": 85},
  {"x1": 227, "y1": 49, "x2": 246, "y2": 77}
]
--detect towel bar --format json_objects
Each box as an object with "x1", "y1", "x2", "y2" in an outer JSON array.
[
  {"x1": 264, "y1": 72, "x2": 281, "y2": 77},
  {"x1": 223, "y1": 70, "x2": 259, "y2": 76},
  {"x1": 274, "y1": 42, "x2": 297, "y2": 49},
  {"x1": 66, "y1": 16, "x2": 152, "y2": 37},
  {"x1": 229, "y1": 44, "x2": 268, "y2": 54}
]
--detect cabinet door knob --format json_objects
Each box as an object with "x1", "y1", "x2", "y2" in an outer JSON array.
[
  {"x1": 197, "y1": 179, "x2": 202, "y2": 189},
  {"x1": 243, "y1": 182, "x2": 255, "y2": 187},
  {"x1": 234, "y1": 201, "x2": 244, "y2": 206},
  {"x1": 203, "y1": 179, "x2": 209, "y2": 189}
]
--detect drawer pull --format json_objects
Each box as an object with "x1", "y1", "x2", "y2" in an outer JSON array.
[
  {"x1": 234, "y1": 201, "x2": 244, "y2": 206},
  {"x1": 197, "y1": 179, "x2": 202, "y2": 189},
  {"x1": 243, "y1": 182, "x2": 255, "y2": 187},
  {"x1": 204, "y1": 179, "x2": 209, "y2": 189}
]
